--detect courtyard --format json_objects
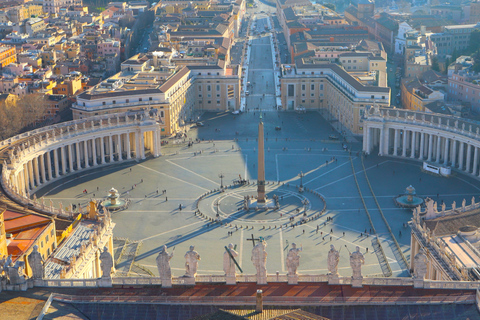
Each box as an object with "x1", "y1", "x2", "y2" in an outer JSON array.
[{"x1": 34, "y1": 111, "x2": 480, "y2": 278}]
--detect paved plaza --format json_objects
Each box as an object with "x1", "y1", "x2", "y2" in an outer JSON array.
[{"x1": 34, "y1": 111, "x2": 480, "y2": 278}]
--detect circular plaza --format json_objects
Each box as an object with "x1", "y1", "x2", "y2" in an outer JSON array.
[{"x1": 28, "y1": 111, "x2": 480, "y2": 278}]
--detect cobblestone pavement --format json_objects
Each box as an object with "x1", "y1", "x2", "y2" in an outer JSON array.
[{"x1": 35, "y1": 111, "x2": 480, "y2": 278}]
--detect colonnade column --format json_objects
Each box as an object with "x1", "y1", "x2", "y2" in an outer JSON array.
[
  {"x1": 466, "y1": 144, "x2": 472, "y2": 172},
  {"x1": 76, "y1": 142, "x2": 81, "y2": 170},
  {"x1": 84, "y1": 140, "x2": 89, "y2": 168},
  {"x1": 40, "y1": 153, "x2": 46, "y2": 183},
  {"x1": 363, "y1": 127, "x2": 370, "y2": 153},
  {"x1": 61, "y1": 146, "x2": 67, "y2": 175},
  {"x1": 23, "y1": 164, "x2": 29, "y2": 192},
  {"x1": 394, "y1": 129, "x2": 399, "y2": 156},
  {"x1": 459, "y1": 142, "x2": 465, "y2": 170},
  {"x1": 126, "y1": 133, "x2": 131, "y2": 160},
  {"x1": 153, "y1": 129, "x2": 160, "y2": 157},
  {"x1": 100, "y1": 137, "x2": 106, "y2": 164},
  {"x1": 47, "y1": 151, "x2": 52, "y2": 180},
  {"x1": 419, "y1": 133, "x2": 425, "y2": 160},
  {"x1": 443, "y1": 138, "x2": 449, "y2": 165},
  {"x1": 140, "y1": 132, "x2": 146, "y2": 159},
  {"x1": 402, "y1": 130, "x2": 407, "y2": 157},
  {"x1": 33, "y1": 158, "x2": 40, "y2": 186},
  {"x1": 473, "y1": 147, "x2": 479, "y2": 176},
  {"x1": 92, "y1": 138, "x2": 97, "y2": 166},
  {"x1": 109, "y1": 136, "x2": 114, "y2": 162},
  {"x1": 451, "y1": 140, "x2": 457, "y2": 167},
  {"x1": 117, "y1": 134, "x2": 122, "y2": 161},
  {"x1": 427, "y1": 134, "x2": 433, "y2": 161},
  {"x1": 435, "y1": 136, "x2": 442, "y2": 163},
  {"x1": 53, "y1": 149, "x2": 59, "y2": 178},
  {"x1": 410, "y1": 131, "x2": 416, "y2": 158},
  {"x1": 68, "y1": 144, "x2": 74, "y2": 173}
]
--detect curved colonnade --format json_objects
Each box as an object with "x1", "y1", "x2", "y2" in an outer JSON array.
[
  {"x1": 0, "y1": 111, "x2": 161, "y2": 218},
  {"x1": 363, "y1": 107, "x2": 480, "y2": 180}
]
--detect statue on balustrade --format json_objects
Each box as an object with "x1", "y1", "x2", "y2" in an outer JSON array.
[
  {"x1": 100, "y1": 247, "x2": 114, "y2": 279},
  {"x1": 156, "y1": 245, "x2": 174, "y2": 280},
  {"x1": 327, "y1": 245, "x2": 340, "y2": 276},
  {"x1": 349, "y1": 246, "x2": 364, "y2": 279},
  {"x1": 7, "y1": 260, "x2": 26, "y2": 285},
  {"x1": 286, "y1": 243, "x2": 302, "y2": 276},
  {"x1": 414, "y1": 249, "x2": 428, "y2": 280},
  {"x1": 223, "y1": 243, "x2": 238, "y2": 277},
  {"x1": 251, "y1": 239, "x2": 267, "y2": 279},
  {"x1": 27, "y1": 245, "x2": 44, "y2": 279},
  {"x1": 184, "y1": 245, "x2": 200, "y2": 277}
]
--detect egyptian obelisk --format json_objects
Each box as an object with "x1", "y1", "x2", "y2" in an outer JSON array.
[{"x1": 257, "y1": 114, "x2": 266, "y2": 203}]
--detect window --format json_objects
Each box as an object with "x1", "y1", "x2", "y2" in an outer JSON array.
[
  {"x1": 371, "y1": 95, "x2": 374, "y2": 99},
  {"x1": 208, "y1": 100, "x2": 211, "y2": 104},
  {"x1": 320, "y1": 84, "x2": 324, "y2": 90},
  {"x1": 103, "y1": 102, "x2": 106, "y2": 105},
  {"x1": 207, "y1": 85, "x2": 211, "y2": 91},
  {"x1": 311, "y1": 84, "x2": 314, "y2": 90},
  {"x1": 217, "y1": 100, "x2": 220, "y2": 105},
  {"x1": 112, "y1": 100, "x2": 116, "y2": 104},
  {"x1": 288, "y1": 84, "x2": 294, "y2": 97},
  {"x1": 302, "y1": 99, "x2": 305, "y2": 103},
  {"x1": 302, "y1": 84, "x2": 306, "y2": 90},
  {"x1": 216, "y1": 85, "x2": 220, "y2": 91},
  {"x1": 139, "y1": 98, "x2": 142, "y2": 101},
  {"x1": 311, "y1": 100, "x2": 314, "y2": 103},
  {"x1": 149, "y1": 97, "x2": 152, "y2": 101},
  {"x1": 126, "y1": 99, "x2": 129, "y2": 103}
]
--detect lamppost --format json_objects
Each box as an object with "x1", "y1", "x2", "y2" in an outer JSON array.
[
  {"x1": 302, "y1": 198, "x2": 309, "y2": 216},
  {"x1": 298, "y1": 171, "x2": 304, "y2": 192},
  {"x1": 219, "y1": 172, "x2": 225, "y2": 189}
]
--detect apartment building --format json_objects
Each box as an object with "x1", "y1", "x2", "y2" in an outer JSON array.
[
  {"x1": 430, "y1": 23, "x2": 480, "y2": 57},
  {"x1": 0, "y1": 44, "x2": 16, "y2": 68},
  {"x1": 281, "y1": 59, "x2": 390, "y2": 135},
  {"x1": 401, "y1": 78, "x2": 444, "y2": 112},
  {"x1": 448, "y1": 69, "x2": 480, "y2": 113}
]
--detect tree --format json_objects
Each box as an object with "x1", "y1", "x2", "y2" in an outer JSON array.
[
  {"x1": 323, "y1": 3, "x2": 336, "y2": 11},
  {"x1": 17, "y1": 94, "x2": 47, "y2": 129},
  {"x1": 431, "y1": 56, "x2": 440, "y2": 72}
]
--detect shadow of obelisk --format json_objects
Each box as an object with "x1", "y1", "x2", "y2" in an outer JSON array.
[{"x1": 257, "y1": 114, "x2": 266, "y2": 203}]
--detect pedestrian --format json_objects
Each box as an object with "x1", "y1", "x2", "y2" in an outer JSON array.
[
  {"x1": 366, "y1": 247, "x2": 368, "y2": 253},
  {"x1": 330, "y1": 236, "x2": 332, "y2": 241},
  {"x1": 141, "y1": 179, "x2": 143, "y2": 183},
  {"x1": 157, "y1": 190, "x2": 159, "y2": 194},
  {"x1": 343, "y1": 232, "x2": 345, "y2": 236},
  {"x1": 330, "y1": 228, "x2": 333, "y2": 233},
  {"x1": 166, "y1": 197, "x2": 168, "y2": 201},
  {"x1": 93, "y1": 193, "x2": 95, "y2": 197},
  {"x1": 303, "y1": 229, "x2": 305, "y2": 234}
]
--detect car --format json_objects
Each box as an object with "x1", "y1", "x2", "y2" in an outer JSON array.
[
  {"x1": 196, "y1": 122, "x2": 204, "y2": 127},
  {"x1": 245, "y1": 90, "x2": 250, "y2": 95},
  {"x1": 328, "y1": 134, "x2": 339, "y2": 140},
  {"x1": 275, "y1": 126, "x2": 281, "y2": 131},
  {"x1": 232, "y1": 110, "x2": 240, "y2": 115}
]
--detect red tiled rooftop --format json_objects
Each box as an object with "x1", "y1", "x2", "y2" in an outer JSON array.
[{"x1": 4, "y1": 213, "x2": 50, "y2": 233}]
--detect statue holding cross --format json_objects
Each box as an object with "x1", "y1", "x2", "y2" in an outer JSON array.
[{"x1": 251, "y1": 238, "x2": 268, "y2": 284}]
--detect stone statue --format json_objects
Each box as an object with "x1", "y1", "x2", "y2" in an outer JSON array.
[
  {"x1": 441, "y1": 202, "x2": 446, "y2": 212},
  {"x1": 99, "y1": 247, "x2": 114, "y2": 279},
  {"x1": 286, "y1": 243, "x2": 302, "y2": 276},
  {"x1": 251, "y1": 239, "x2": 267, "y2": 279},
  {"x1": 27, "y1": 245, "x2": 44, "y2": 279},
  {"x1": 223, "y1": 243, "x2": 238, "y2": 277},
  {"x1": 0, "y1": 255, "x2": 6, "y2": 276},
  {"x1": 156, "y1": 245, "x2": 174, "y2": 280},
  {"x1": 349, "y1": 246, "x2": 365, "y2": 279},
  {"x1": 414, "y1": 249, "x2": 428, "y2": 280},
  {"x1": 327, "y1": 245, "x2": 340, "y2": 276},
  {"x1": 452, "y1": 201, "x2": 456, "y2": 211},
  {"x1": 184, "y1": 245, "x2": 200, "y2": 277},
  {"x1": 7, "y1": 260, "x2": 25, "y2": 285},
  {"x1": 462, "y1": 198, "x2": 467, "y2": 211}
]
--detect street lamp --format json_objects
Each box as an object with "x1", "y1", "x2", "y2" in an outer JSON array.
[
  {"x1": 298, "y1": 171, "x2": 304, "y2": 190},
  {"x1": 302, "y1": 198, "x2": 309, "y2": 216},
  {"x1": 219, "y1": 172, "x2": 225, "y2": 189}
]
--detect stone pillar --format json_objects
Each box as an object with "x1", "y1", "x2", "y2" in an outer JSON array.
[
  {"x1": 92, "y1": 138, "x2": 97, "y2": 166},
  {"x1": 68, "y1": 144, "x2": 74, "y2": 172},
  {"x1": 363, "y1": 126, "x2": 369, "y2": 153},
  {"x1": 394, "y1": 129, "x2": 399, "y2": 156},
  {"x1": 28, "y1": 160, "x2": 34, "y2": 189},
  {"x1": 84, "y1": 140, "x2": 90, "y2": 168},
  {"x1": 23, "y1": 164, "x2": 29, "y2": 192},
  {"x1": 53, "y1": 149, "x2": 59, "y2": 178},
  {"x1": 443, "y1": 138, "x2": 449, "y2": 165},
  {"x1": 473, "y1": 147, "x2": 479, "y2": 176},
  {"x1": 76, "y1": 142, "x2": 81, "y2": 170},
  {"x1": 459, "y1": 142, "x2": 465, "y2": 170},
  {"x1": 435, "y1": 136, "x2": 441, "y2": 163},
  {"x1": 117, "y1": 134, "x2": 122, "y2": 161},
  {"x1": 33, "y1": 157, "x2": 40, "y2": 186},
  {"x1": 451, "y1": 140, "x2": 457, "y2": 168},
  {"x1": 383, "y1": 127, "x2": 389, "y2": 155},
  {"x1": 140, "y1": 132, "x2": 146, "y2": 159},
  {"x1": 410, "y1": 131, "x2": 416, "y2": 158},
  {"x1": 427, "y1": 134, "x2": 433, "y2": 161},
  {"x1": 100, "y1": 137, "x2": 106, "y2": 164},
  {"x1": 134, "y1": 132, "x2": 140, "y2": 159},
  {"x1": 419, "y1": 133, "x2": 425, "y2": 160},
  {"x1": 61, "y1": 146, "x2": 67, "y2": 174},
  {"x1": 467, "y1": 144, "x2": 472, "y2": 173},
  {"x1": 402, "y1": 130, "x2": 407, "y2": 157},
  {"x1": 126, "y1": 132, "x2": 131, "y2": 160},
  {"x1": 40, "y1": 153, "x2": 46, "y2": 183},
  {"x1": 153, "y1": 130, "x2": 160, "y2": 157},
  {"x1": 47, "y1": 151, "x2": 53, "y2": 180},
  {"x1": 109, "y1": 135, "x2": 114, "y2": 162}
]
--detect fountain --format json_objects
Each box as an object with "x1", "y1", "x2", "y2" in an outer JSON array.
[
  {"x1": 394, "y1": 185, "x2": 424, "y2": 208},
  {"x1": 101, "y1": 187, "x2": 128, "y2": 211}
]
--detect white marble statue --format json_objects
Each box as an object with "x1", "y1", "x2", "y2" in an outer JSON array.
[
  {"x1": 184, "y1": 245, "x2": 200, "y2": 277},
  {"x1": 251, "y1": 239, "x2": 267, "y2": 279},
  {"x1": 286, "y1": 243, "x2": 302, "y2": 276},
  {"x1": 156, "y1": 245, "x2": 174, "y2": 280},
  {"x1": 100, "y1": 247, "x2": 114, "y2": 279},
  {"x1": 452, "y1": 201, "x2": 456, "y2": 211},
  {"x1": 462, "y1": 199, "x2": 467, "y2": 211},
  {"x1": 27, "y1": 245, "x2": 44, "y2": 279},
  {"x1": 349, "y1": 246, "x2": 365, "y2": 279},
  {"x1": 223, "y1": 243, "x2": 238, "y2": 277},
  {"x1": 327, "y1": 245, "x2": 340, "y2": 276},
  {"x1": 7, "y1": 260, "x2": 25, "y2": 285},
  {"x1": 414, "y1": 249, "x2": 428, "y2": 280}
]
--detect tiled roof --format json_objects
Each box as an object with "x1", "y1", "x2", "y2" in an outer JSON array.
[{"x1": 424, "y1": 208, "x2": 480, "y2": 237}]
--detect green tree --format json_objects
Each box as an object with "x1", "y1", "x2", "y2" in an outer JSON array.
[
  {"x1": 431, "y1": 56, "x2": 440, "y2": 72},
  {"x1": 323, "y1": 3, "x2": 336, "y2": 11},
  {"x1": 468, "y1": 30, "x2": 480, "y2": 54}
]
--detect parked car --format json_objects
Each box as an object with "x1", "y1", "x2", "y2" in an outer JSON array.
[{"x1": 196, "y1": 122, "x2": 204, "y2": 127}]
